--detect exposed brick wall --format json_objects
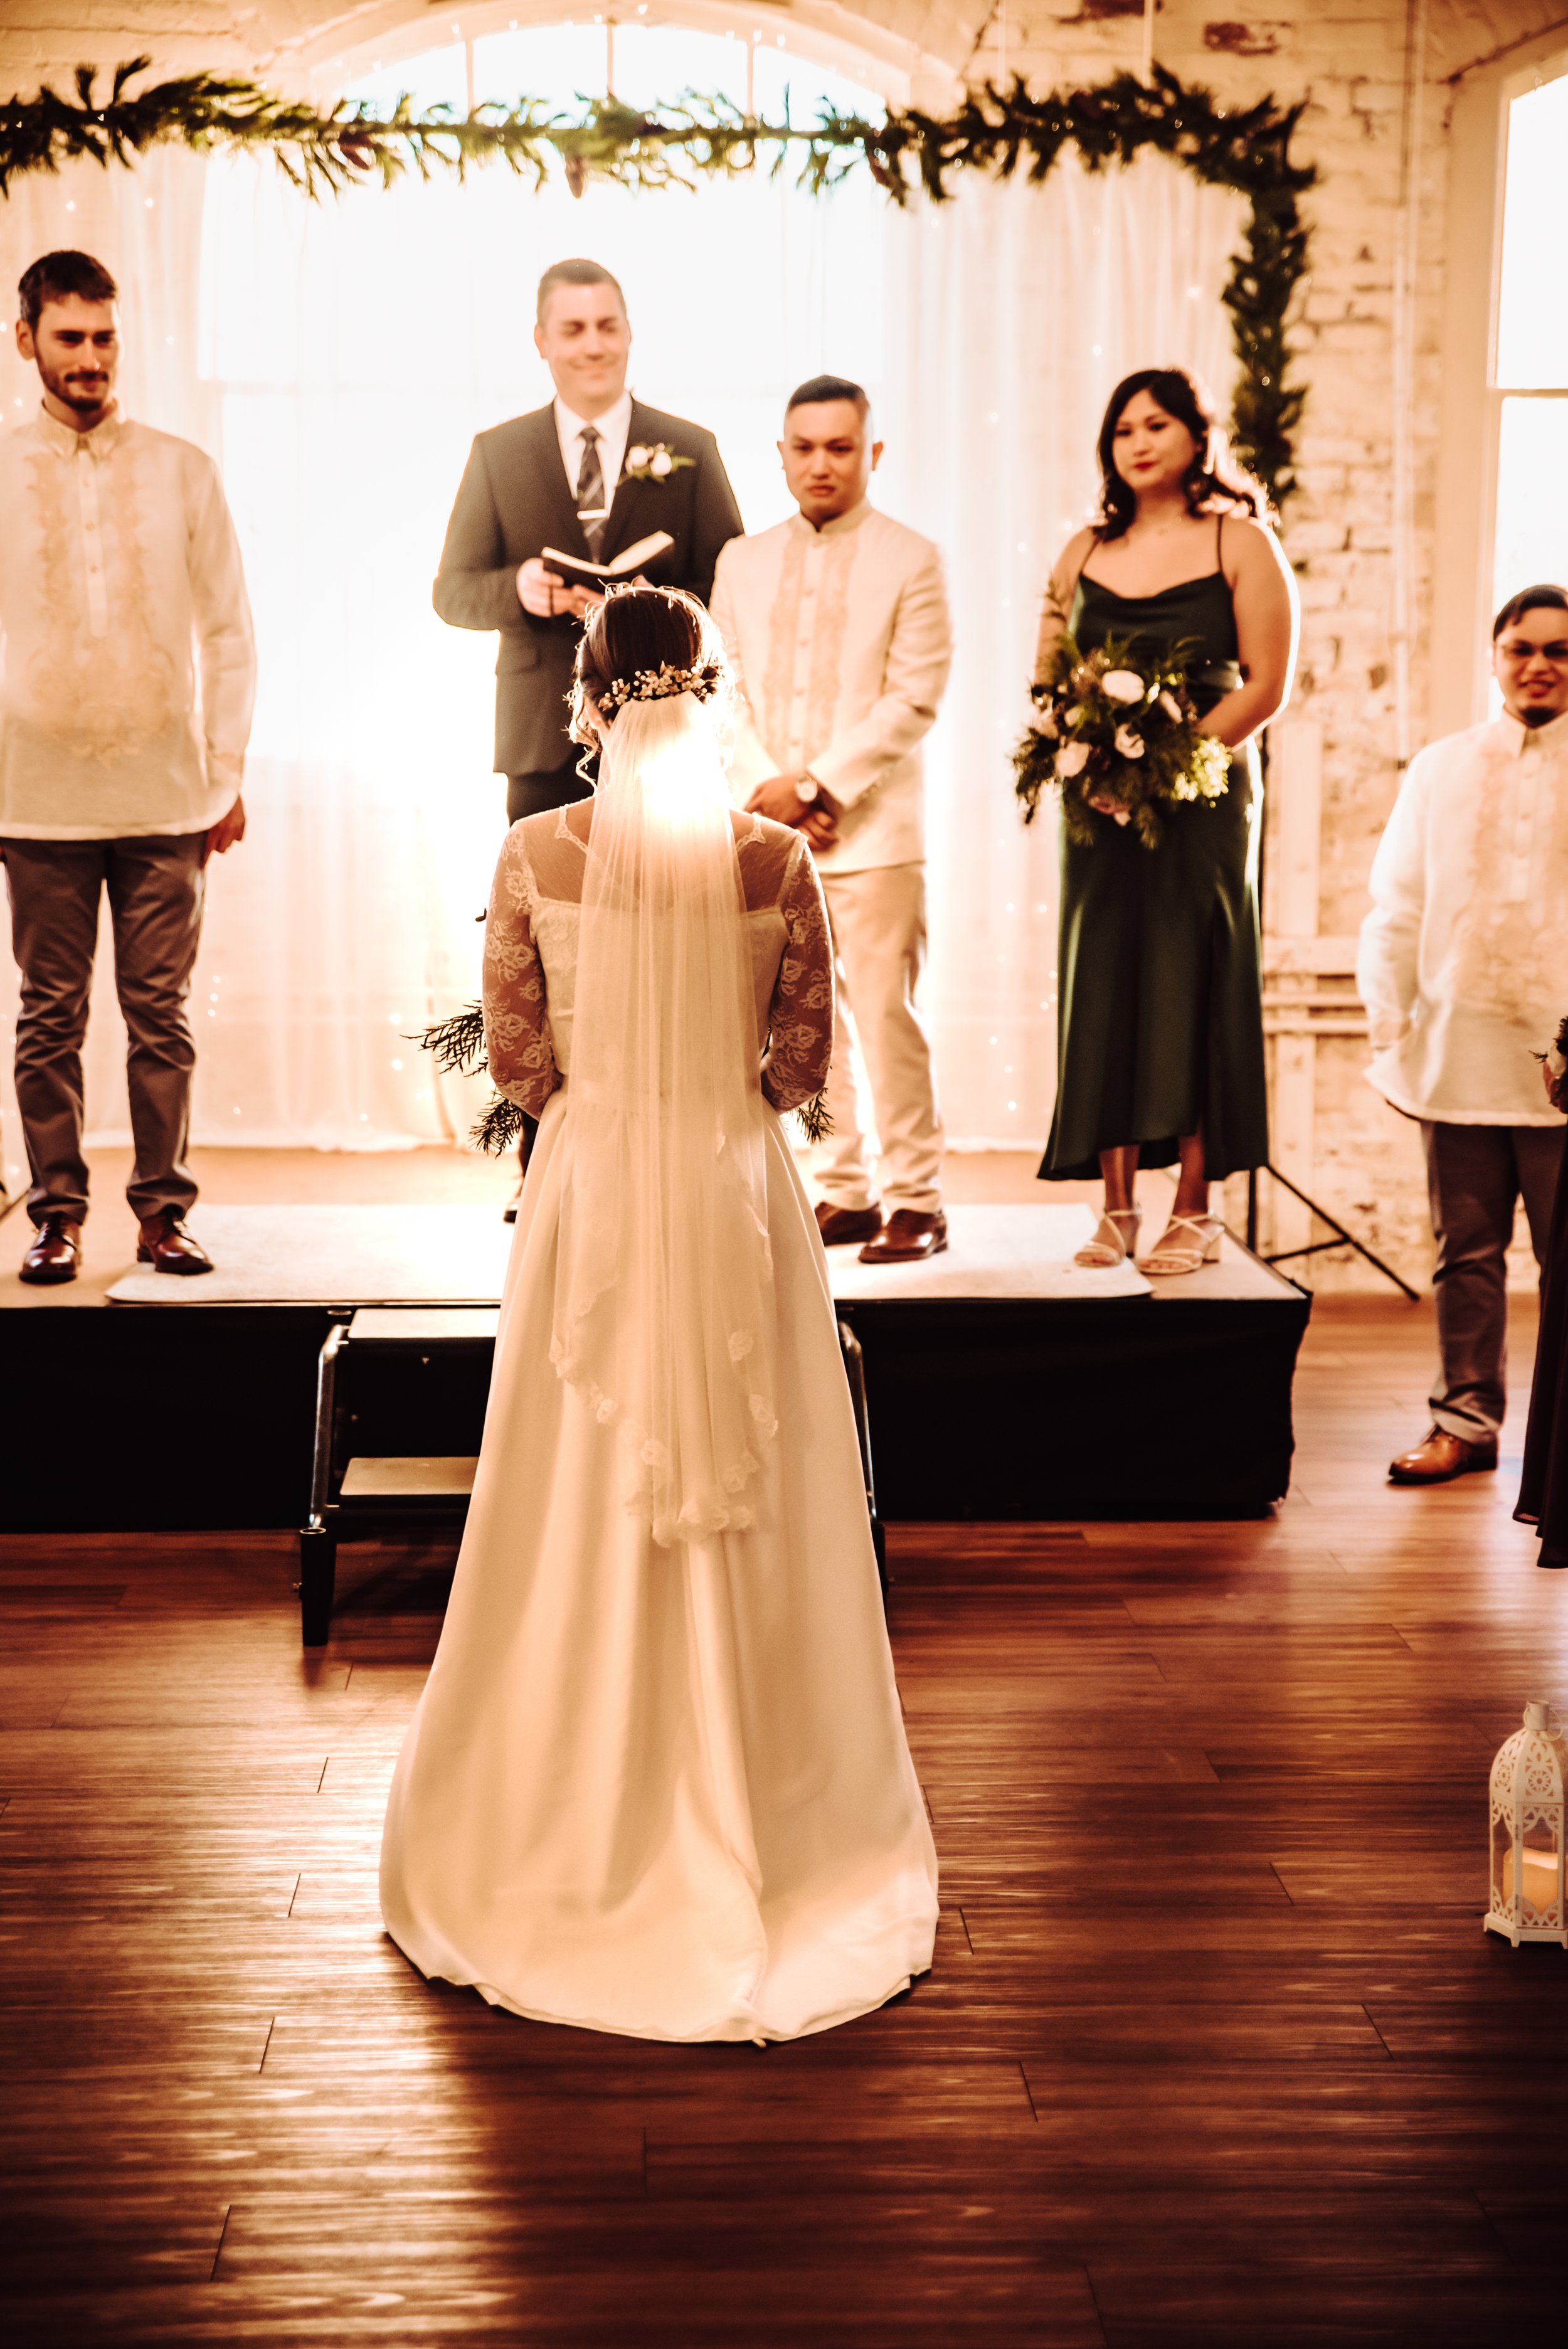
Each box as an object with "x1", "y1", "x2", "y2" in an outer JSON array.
[
  {"x1": 940, "y1": 0, "x2": 1565, "y2": 1286},
  {"x1": 4, "y1": 0, "x2": 1565, "y2": 1283}
]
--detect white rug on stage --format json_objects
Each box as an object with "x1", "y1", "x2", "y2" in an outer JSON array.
[
  {"x1": 829, "y1": 1206, "x2": 1290, "y2": 1303},
  {"x1": 829, "y1": 1204, "x2": 1148, "y2": 1301},
  {"x1": 103, "y1": 1201, "x2": 1290, "y2": 1308},
  {"x1": 106, "y1": 1206, "x2": 512, "y2": 1307}
]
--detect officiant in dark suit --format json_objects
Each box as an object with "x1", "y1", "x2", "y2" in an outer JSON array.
[{"x1": 434, "y1": 257, "x2": 744, "y2": 823}]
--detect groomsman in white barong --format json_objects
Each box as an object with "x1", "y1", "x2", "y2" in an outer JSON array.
[
  {"x1": 1359, "y1": 583, "x2": 1568, "y2": 1483},
  {"x1": 711, "y1": 376, "x2": 953, "y2": 1263}
]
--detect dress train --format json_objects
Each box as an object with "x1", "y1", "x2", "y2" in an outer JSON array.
[{"x1": 380, "y1": 1094, "x2": 939, "y2": 2043}]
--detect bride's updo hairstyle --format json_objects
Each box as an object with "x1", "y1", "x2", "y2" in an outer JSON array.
[
  {"x1": 1093, "y1": 367, "x2": 1267, "y2": 543},
  {"x1": 571, "y1": 585, "x2": 726, "y2": 751}
]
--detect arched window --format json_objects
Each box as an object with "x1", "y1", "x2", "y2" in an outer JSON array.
[
  {"x1": 192, "y1": 25, "x2": 890, "y2": 1145},
  {"x1": 0, "y1": 29, "x2": 1248, "y2": 1157}
]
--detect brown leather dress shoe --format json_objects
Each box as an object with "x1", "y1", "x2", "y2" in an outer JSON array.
[
  {"x1": 1388, "y1": 1426, "x2": 1498, "y2": 1485},
  {"x1": 19, "y1": 1214, "x2": 82, "y2": 1285},
  {"x1": 859, "y1": 1209, "x2": 948, "y2": 1265},
  {"x1": 816, "y1": 1201, "x2": 883, "y2": 1248},
  {"x1": 137, "y1": 1212, "x2": 214, "y2": 1276}
]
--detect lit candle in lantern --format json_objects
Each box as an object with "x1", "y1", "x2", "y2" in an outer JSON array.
[{"x1": 1486, "y1": 1699, "x2": 1568, "y2": 1950}]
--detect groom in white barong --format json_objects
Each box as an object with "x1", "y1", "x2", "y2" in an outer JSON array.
[{"x1": 711, "y1": 376, "x2": 954, "y2": 1263}]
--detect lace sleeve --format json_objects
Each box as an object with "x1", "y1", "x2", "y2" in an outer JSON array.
[
  {"x1": 482, "y1": 828, "x2": 561, "y2": 1116},
  {"x1": 761, "y1": 836, "x2": 835, "y2": 1115}
]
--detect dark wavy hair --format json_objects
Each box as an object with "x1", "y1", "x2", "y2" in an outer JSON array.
[
  {"x1": 569, "y1": 585, "x2": 718, "y2": 751},
  {"x1": 19, "y1": 248, "x2": 118, "y2": 332},
  {"x1": 1093, "y1": 368, "x2": 1266, "y2": 541}
]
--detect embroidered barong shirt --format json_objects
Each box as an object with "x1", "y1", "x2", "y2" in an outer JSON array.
[
  {"x1": 0, "y1": 405, "x2": 255, "y2": 839},
  {"x1": 709, "y1": 499, "x2": 953, "y2": 874},
  {"x1": 1357, "y1": 707, "x2": 1568, "y2": 1125}
]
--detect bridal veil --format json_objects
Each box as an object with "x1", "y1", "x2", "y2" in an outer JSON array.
[{"x1": 551, "y1": 648, "x2": 778, "y2": 1547}]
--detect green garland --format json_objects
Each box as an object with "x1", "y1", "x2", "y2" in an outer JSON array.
[{"x1": 0, "y1": 58, "x2": 1312, "y2": 508}]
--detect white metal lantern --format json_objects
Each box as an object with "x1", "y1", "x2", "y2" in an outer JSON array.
[{"x1": 1485, "y1": 1699, "x2": 1567, "y2": 1949}]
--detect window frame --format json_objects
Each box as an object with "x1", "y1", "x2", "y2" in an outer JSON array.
[
  {"x1": 1431, "y1": 35, "x2": 1568, "y2": 737},
  {"x1": 288, "y1": 0, "x2": 951, "y2": 115}
]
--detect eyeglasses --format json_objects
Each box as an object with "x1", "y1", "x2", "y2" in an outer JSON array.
[{"x1": 1496, "y1": 639, "x2": 1568, "y2": 663}]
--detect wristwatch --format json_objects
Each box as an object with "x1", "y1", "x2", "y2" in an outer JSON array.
[{"x1": 795, "y1": 772, "x2": 821, "y2": 805}]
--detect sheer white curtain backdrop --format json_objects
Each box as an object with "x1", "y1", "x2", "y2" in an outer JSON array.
[
  {"x1": 879, "y1": 156, "x2": 1243, "y2": 1146},
  {"x1": 0, "y1": 29, "x2": 1241, "y2": 1170}
]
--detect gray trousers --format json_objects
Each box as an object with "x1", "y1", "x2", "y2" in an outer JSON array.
[
  {"x1": 2, "y1": 832, "x2": 206, "y2": 1227},
  {"x1": 1421, "y1": 1119, "x2": 1565, "y2": 1442}
]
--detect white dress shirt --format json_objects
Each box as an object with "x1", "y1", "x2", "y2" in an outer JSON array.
[
  {"x1": 709, "y1": 500, "x2": 953, "y2": 874},
  {"x1": 1357, "y1": 707, "x2": 1568, "y2": 1124},
  {"x1": 553, "y1": 391, "x2": 634, "y2": 518},
  {"x1": 0, "y1": 405, "x2": 255, "y2": 839}
]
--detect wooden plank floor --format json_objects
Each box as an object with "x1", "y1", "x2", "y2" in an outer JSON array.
[{"x1": 3, "y1": 1295, "x2": 1565, "y2": 2345}]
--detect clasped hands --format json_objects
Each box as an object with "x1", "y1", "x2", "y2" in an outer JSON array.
[
  {"x1": 515, "y1": 562, "x2": 838, "y2": 847},
  {"x1": 745, "y1": 775, "x2": 840, "y2": 850}
]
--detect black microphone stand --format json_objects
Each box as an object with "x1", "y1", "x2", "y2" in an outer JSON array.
[{"x1": 1244, "y1": 734, "x2": 1419, "y2": 1300}]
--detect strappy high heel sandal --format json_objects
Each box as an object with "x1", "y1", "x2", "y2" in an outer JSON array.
[
  {"x1": 1138, "y1": 1213, "x2": 1224, "y2": 1277},
  {"x1": 1074, "y1": 1205, "x2": 1142, "y2": 1268}
]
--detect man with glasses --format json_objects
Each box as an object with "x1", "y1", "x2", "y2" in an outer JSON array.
[{"x1": 1360, "y1": 585, "x2": 1568, "y2": 1483}]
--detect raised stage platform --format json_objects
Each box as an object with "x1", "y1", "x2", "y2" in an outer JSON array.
[{"x1": 0, "y1": 1202, "x2": 1309, "y2": 1530}]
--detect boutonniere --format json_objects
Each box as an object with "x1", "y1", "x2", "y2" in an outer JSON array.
[{"x1": 623, "y1": 442, "x2": 694, "y2": 485}]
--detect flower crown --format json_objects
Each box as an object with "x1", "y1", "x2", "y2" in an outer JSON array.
[{"x1": 597, "y1": 659, "x2": 724, "y2": 721}]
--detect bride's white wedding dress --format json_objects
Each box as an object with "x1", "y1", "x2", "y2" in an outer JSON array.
[{"x1": 380, "y1": 718, "x2": 938, "y2": 2044}]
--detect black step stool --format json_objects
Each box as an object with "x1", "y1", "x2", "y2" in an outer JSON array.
[{"x1": 300, "y1": 1307, "x2": 884, "y2": 1645}]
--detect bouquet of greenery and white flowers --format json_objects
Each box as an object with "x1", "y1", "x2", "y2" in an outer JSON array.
[{"x1": 1014, "y1": 634, "x2": 1232, "y2": 848}]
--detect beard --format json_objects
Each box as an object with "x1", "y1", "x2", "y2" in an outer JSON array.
[
  {"x1": 39, "y1": 357, "x2": 111, "y2": 415},
  {"x1": 1520, "y1": 705, "x2": 1560, "y2": 729}
]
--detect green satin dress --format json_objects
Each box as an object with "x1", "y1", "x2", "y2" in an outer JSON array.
[{"x1": 1038, "y1": 540, "x2": 1268, "y2": 1184}]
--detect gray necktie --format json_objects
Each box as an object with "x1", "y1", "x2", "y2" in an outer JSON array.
[{"x1": 576, "y1": 425, "x2": 607, "y2": 558}]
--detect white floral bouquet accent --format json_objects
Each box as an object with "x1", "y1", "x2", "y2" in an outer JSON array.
[
  {"x1": 1014, "y1": 633, "x2": 1231, "y2": 848},
  {"x1": 623, "y1": 441, "x2": 694, "y2": 485}
]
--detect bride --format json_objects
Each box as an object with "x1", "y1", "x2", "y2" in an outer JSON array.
[{"x1": 380, "y1": 586, "x2": 938, "y2": 2043}]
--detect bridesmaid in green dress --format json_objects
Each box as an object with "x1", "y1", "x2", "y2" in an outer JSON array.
[{"x1": 1036, "y1": 368, "x2": 1298, "y2": 1275}]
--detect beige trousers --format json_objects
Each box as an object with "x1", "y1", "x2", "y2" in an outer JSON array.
[{"x1": 818, "y1": 861, "x2": 943, "y2": 1216}]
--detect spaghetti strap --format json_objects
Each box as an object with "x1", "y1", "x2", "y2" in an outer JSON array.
[
  {"x1": 1069, "y1": 534, "x2": 1098, "y2": 608},
  {"x1": 1216, "y1": 511, "x2": 1225, "y2": 570}
]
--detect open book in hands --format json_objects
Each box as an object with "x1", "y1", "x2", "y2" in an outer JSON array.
[{"x1": 541, "y1": 531, "x2": 674, "y2": 595}]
